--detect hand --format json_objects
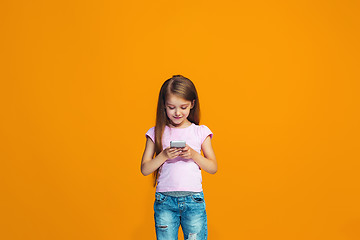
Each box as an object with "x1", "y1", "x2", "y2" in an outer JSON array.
[
  {"x1": 179, "y1": 145, "x2": 195, "y2": 159},
  {"x1": 162, "y1": 147, "x2": 182, "y2": 159}
]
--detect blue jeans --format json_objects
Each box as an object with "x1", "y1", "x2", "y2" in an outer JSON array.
[{"x1": 154, "y1": 192, "x2": 208, "y2": 240}]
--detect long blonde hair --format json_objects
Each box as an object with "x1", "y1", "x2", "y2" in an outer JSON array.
[{"x1": 153, "y1": 75, "x2": 201, "y2": 187}]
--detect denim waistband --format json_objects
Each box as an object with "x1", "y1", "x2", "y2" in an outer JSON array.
[{"x1": 159, "y1": 191, "x2": 201, "y2": 197}]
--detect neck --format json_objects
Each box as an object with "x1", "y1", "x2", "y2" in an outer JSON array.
[{"x1": 168, "y1": 120, "x2": 192, "y2": 128}]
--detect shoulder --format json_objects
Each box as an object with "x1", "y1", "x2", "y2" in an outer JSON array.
[
  {"x1": 146, "y1": 126, "x2": 155, "y2": 132},
  {"x1": 192, "y1": 124, "x2": 212, "y2": 132},
  {"x1": 145, "y1": 127, "x2": 155, "y2": 142},
  {"x1": 145, "y1": 126, "x2": 155, "y2": 134},
  {"x1": 192, "y1": 124, "x2": 213, "y2": 142}
]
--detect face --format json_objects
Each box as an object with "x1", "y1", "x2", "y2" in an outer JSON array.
[{"x1": 165, "y1": 93, "x2": 194, "y2": 128}]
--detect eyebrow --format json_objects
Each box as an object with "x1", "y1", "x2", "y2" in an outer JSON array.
[{"x1": 166, "y1": 103, "x2": 190, "y2": 106}]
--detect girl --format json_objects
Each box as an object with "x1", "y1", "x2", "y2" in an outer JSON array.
[{"x1": 141, "y1": 75, "x2": 217, "y2": 240}]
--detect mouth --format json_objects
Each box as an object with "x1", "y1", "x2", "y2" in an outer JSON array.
[{"x1": 174, "y1": 116, "x2": 182, "y2": 119}]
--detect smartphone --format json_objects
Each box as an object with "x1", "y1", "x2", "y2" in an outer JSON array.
[{"x1": 170, "y1": 140, "x2": 186, "y2": 148}]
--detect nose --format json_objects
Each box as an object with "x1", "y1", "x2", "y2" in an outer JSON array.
[{"x1": 175, "y1": 108, "x2": 180, "y2": 116}]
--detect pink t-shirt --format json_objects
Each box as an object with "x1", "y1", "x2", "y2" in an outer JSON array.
[{"x1": 145, "y1": 123, "x2": 213, "y2": 192}]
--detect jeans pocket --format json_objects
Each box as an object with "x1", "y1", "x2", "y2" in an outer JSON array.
[
  {"x1": 155, "y1": 192, "x2": 167, "y2": 203},
  {"x1": 191, "y1": 193, "x2": 205, "y2": 203}
]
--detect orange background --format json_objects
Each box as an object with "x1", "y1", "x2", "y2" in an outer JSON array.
[{"x1": 1, "y1": 0, "x2": 359, "y2": 239}]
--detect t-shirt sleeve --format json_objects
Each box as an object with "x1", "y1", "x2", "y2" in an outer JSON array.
[
  {"x1": 200, "y1": 125, "x2": 213, "y2": 144},
  {"x1": 145, "y1": 127, "x2": 155, "y2": 143}
]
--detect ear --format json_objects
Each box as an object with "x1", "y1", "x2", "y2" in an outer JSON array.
[{"x1": 190, "y1": 100, "x2": 195, "y2": 109}]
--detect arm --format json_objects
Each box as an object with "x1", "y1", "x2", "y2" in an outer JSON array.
[
  {"x1": 180, "y1": 136, "x2": 218, "y2": 174},
  {"x1": 140, "y1": 137, "x2": 182, "y2": 176}
]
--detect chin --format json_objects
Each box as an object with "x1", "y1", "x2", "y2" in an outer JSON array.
[{"x1": 171, "y1": 120, "x2": 182, "y2": 126}]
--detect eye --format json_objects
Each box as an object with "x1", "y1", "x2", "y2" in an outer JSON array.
[
  {"x1": 181, "y1": 107, "x2": 187, "y2": 110},
  {"x1": 168, "y1": 106, "x2": 175, "y2": 110}
]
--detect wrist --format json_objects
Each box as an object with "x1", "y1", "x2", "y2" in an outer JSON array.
[
  {"x1": 191, "y1": 150, "x2": 201, "y2": 160},
  {"x1": 159, "y1": 150, "x2": 168, "y2": 161}
]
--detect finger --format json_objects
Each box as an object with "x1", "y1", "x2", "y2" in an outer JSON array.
[
  {"x1": 182, "y1": 154, "x2": 189, "y2": 159},
  {"x1": 172, "y1": 149, "x2": 181, "y2": 154},
  {"x1": 180, "y1": 148, "x2": 187, "y2": 153},
  {"x1": 171, "y1": 149, "x2": 179, "y2": 154},
  {"x1": 169, "y1": 148, "x2": 178, "y2": 153}
]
